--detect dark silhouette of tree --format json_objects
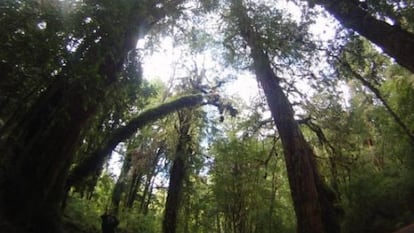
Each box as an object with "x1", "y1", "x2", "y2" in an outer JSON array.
[{"x1": 0, "y1": 1, "x2": 185, "y2": 232}]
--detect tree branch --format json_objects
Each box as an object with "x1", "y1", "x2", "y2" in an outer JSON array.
[{"x1": 67, "y1": 93, "x2": 217, "y2": 187}]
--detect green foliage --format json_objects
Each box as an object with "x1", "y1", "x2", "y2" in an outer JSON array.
[
  {"x1": 64, "y1": 170, "x2": 163, "y2": 233},
  {"x1": 178, "y1": 175, "x2": 217, "y2": 233},
  {"x1": 0, "y1": 0, "x2": 67, "y2": 119},
  {"x1": 63, "y1": 196, "x2": 101, "y2": 233},
  {"x1": 383, "y1": 67, "x2": 414, "y2": 124},
  {"x1": 222, "y1": 0, "x2": 317, "y2": 71},
  {"x1": 341, "y1": 165, "x2": 412, "y2": 233},
  {"x1": 210, "y1": 131, "x2": 296, "y2": 233},
  {"x1": 64, "y1": 173, "x2": 116, "y2": 233},
  {"x1": 330, "y1": 36, "x2": 389, "y2": 106},
  {"x1": 305, "y1": 62, "x2": 414, "y2": 233},
  {"x1": 119, "y1": 210, "x2": 162, "y2": 233}
]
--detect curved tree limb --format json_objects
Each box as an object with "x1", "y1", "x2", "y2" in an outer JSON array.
[{"x1": 66, "y1": 93, "x2": 219, "y2": 187}]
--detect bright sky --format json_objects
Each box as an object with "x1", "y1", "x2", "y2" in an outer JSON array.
[
  {"x1": 140, "y1": 37, "x2": 261, "y2": 103},
  {"x1": 140, "y1": 1, "x2": 339, "y2": 103}
]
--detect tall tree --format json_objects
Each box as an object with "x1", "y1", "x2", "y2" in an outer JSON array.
[{"x1": 228, "y1": 1, "x2": 340, "y2": 232}]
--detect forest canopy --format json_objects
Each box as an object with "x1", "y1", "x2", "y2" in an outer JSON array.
[{"x1": 0, "y1": 0, "x2": 414, "y2": 233}]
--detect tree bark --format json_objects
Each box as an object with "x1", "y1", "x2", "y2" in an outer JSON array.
[
  {"x1": 231, "y1": 1, "x2": 340, "y2": 232},
  {"x1": 312, "y1": 0, "x2": 414, "y2": 73},
  {"x1": 163, "y1": 110, "x2": 193, "y2": 233}
]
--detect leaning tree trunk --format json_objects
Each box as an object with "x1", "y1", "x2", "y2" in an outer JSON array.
[
  {"x1": 0, "y1": 80, "x2": 96, "y2": 233},
  {"x1": 255, "y1": 59, "x2": 339, "y2": 233},
  {"x1": 311, "y1": 0, "x2": 414, "y2": 73},
  {"x1": 0, "y1": 1, "x2": 184, "y2": 232},
  {"x1": 66, "y1": 94, "x2": 207, "y2": 190},
  {"x1": 163, "y1": 110, "x2": 193, "y2": 233},
  {"x1": 231, "y1": 1, "x2": 340, "y2": 233}
]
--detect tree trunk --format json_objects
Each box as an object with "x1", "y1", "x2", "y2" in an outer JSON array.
[
  {"x1": 126, "y1": 172, "x2": 142, "y2": 209},
  {"x1": 0, "y1": 79, "x2": 95, "y2": 233},
  {"x1": 163, "y1": 110, "x2": 193, "y2": 233},
  {"x1": 163, "y1": 155, "x2": 186, "y2": 233},
  {"x1": 313, "y1": 0, "x2": 414, "y2": 73},
  {"x1": 231, "y1": 1, "x2": 340, "y2": 232}
]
